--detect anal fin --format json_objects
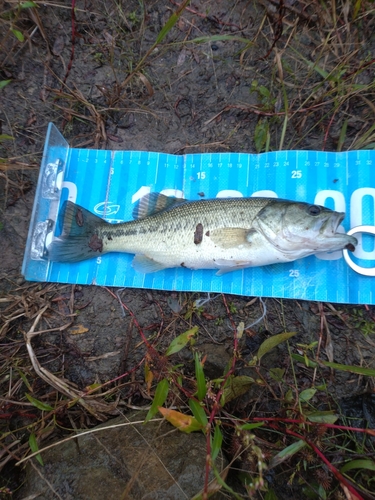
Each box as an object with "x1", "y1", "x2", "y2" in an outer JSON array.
[
  {"x1": 132, "y1": 254, "x2": 168, "y2": 274},
  {"x1": 215, "y1": 259, "x2": 252, "y2": 276}
]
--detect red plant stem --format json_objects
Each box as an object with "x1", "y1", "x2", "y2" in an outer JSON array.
[
  {"x1": 322, "y1": 107, "x2": 339, "y2": 151},
  {"x1": 103, "y1": 287, "x2": 153, "y2": 349},
  {"x1": 343, "y1": 58, "x2": 375, "y2": 79},
  {"x1": 285, "y1": 428, "x2": 365, "y2": 500},
  {"x1": 251, "y1": 416, "x2": 375, "y2": 435},
  {"x1": 202, "y1": 294, "x2": 240, "y2": 499},
  {"x1": 84, "y1": 355, "x2": 147, "y2": 395},
  {"x1": 0, "y1": 413, "x2": 37, "y2": 419}
]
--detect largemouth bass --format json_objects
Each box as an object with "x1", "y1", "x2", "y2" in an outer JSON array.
[{"x1": 47, "y1": 194, "x2": 357, "y2": 275}]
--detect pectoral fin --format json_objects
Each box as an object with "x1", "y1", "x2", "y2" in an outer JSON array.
[
  {"x1": 132, "y1": 254, "x2": 168, "y2": 274},
  {"x1": 208, "y1": 228, "x2": 255, "y2": 249}
]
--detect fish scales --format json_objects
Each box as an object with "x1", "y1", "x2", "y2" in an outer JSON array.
[
  {"x1": 102, "y1": 198, "x2": 270, "y2": 250},
  {"x1": 47, "y1": 195, "x2": 357, "y2": 275}
]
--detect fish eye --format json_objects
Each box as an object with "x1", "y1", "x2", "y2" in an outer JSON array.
[{"x1": 307, "y1": 205, "x2": 322, "y2": 216}]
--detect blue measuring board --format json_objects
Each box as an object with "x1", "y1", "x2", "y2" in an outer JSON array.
[{"x1": 22, "y1": 123, "x2": 375, "y2": 304}]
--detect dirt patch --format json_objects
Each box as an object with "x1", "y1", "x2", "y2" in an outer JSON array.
[{"x1": 1, "y1": 0, "x2": 375, "y2": 498}]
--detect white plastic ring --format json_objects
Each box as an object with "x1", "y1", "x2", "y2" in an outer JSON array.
[{"x1": 343, "y1": 225, "x2": 375, "y2": 277}]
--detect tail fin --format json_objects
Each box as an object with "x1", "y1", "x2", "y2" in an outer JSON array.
[{"x1": 47, "y1": 201, "x2": 104, "y2": 262}]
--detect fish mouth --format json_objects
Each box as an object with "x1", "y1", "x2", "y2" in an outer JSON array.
[
  {"x1": 320, "y1": 212, "x2": 358, "y2": 250},
  {"x1": 322, "y1": 212, "x2": 344, "y2": 235}
]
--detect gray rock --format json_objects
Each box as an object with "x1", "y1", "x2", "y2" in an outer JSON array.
[{"x1": 18, "y1": 412, "x2": 227, "y2": 500}]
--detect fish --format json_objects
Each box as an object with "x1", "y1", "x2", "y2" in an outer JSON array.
[{"x1": 47, "y1": 194, "x2": 358, "y2": 275}]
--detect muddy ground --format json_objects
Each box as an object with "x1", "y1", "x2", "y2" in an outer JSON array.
[{"x1": 1, "y1": 0, "x2": 375, "y2": 498}]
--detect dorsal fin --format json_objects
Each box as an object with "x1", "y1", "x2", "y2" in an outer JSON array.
[{"x1": 132, "y1": 192, "x2": 186, "y2": 220}]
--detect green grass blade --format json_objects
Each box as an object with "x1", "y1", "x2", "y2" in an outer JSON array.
[
  {"x1": 194, "y1": 353, "x2": 207, "y2": 401},
  {"x1": 337, "y1": 118, "x2": 348, "y2": 152},
  {"x1": 189, "y1": 399, "x2": 208, "y2": 427},
  {"x1": 239, "y1": 422, "x2": 264, "y2": 431},
  {"x1": 26, "y1": 393, "x2": 54, "y2": 411},
  {"x1": 144, "y1": 378, "x2": 169, "y2": 423},
  {"x1": 156, "y1": 0, "x2": 190, "y2": 44},
  {"x1": 269, "y1": 439, "x2": 307, "y2": 468},
  {"x1": 292, "y1": 354, "x2": 375, "y2": 376},
  {"x1": 211, "y1": 425, "x2": 223, "y2": 461},
  {"x1": 191, "y1": 34, "x2": 252, "y2": 45},
  {"x1": 29, "y1": 433, "x2": 44, "y2": 466}
]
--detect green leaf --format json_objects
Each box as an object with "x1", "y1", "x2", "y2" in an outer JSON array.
[
  {"x1": 285, "y1": 388, "x2": 294, "y2": 403},
  {"x1": 292, "y1": 354, "x2": 375, "y2": 376},
  {"x1": 299, "y1": 388, "x2": 317, "y2": 402},
  {"x1": 269, "y1": 367, "x2": 285, "y2": 382},
  {"x1": 306, "y1": 411, "x2": 338, "y2": 424},
  {"x1": 25, "y1": 393, "x2": 53, "y2": 411},
  {"x1": 194, "y1": 353, "x2": 207, "y2": 401},
  {"x1": 269, "y1": 439, "x2": 307, "y2": 468},
  {"x1": 165, "y1": 326, "x2": 198, "y2": 356},
  {"x1": 0, "y1": 80, "x2": 11, "y2": 90},
  {"x1": 221, "y1": 375, "x2": 254, "y2": 405},
  {"x1": 29, "y1": 433, "x2": 43, "y2": 466},
  {"x1": 11, "y1": 29, "x2": 24, "y2": 42},
  {"x1": 0, "y1": 134, "x2": 14, "y2": 141},
  {"x1": 20, "y1": 1, "x2": 38, "y2": 7},
  {"x1": 257, "y1": 331, "x2": 297, "y2": 360},
  {"x1": 340, "y1": 459, "x2": 375, "y2": 474},
  {"x1": 188, "y1": 399, "x2": 208, "y2": 427},
  {"x1": 144, "y1": 378, "x2": 169, "y2": 423},
  {"x1": 259, "y1": 85, "x2": 271, "y2": 98},
  {"x1": 211, "y1": 425, "x2": 223, "y2": 461}
]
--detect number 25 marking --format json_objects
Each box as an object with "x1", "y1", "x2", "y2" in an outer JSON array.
[{"x1": 291, "y1": 170, "x2": 302, "y2": 178}]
